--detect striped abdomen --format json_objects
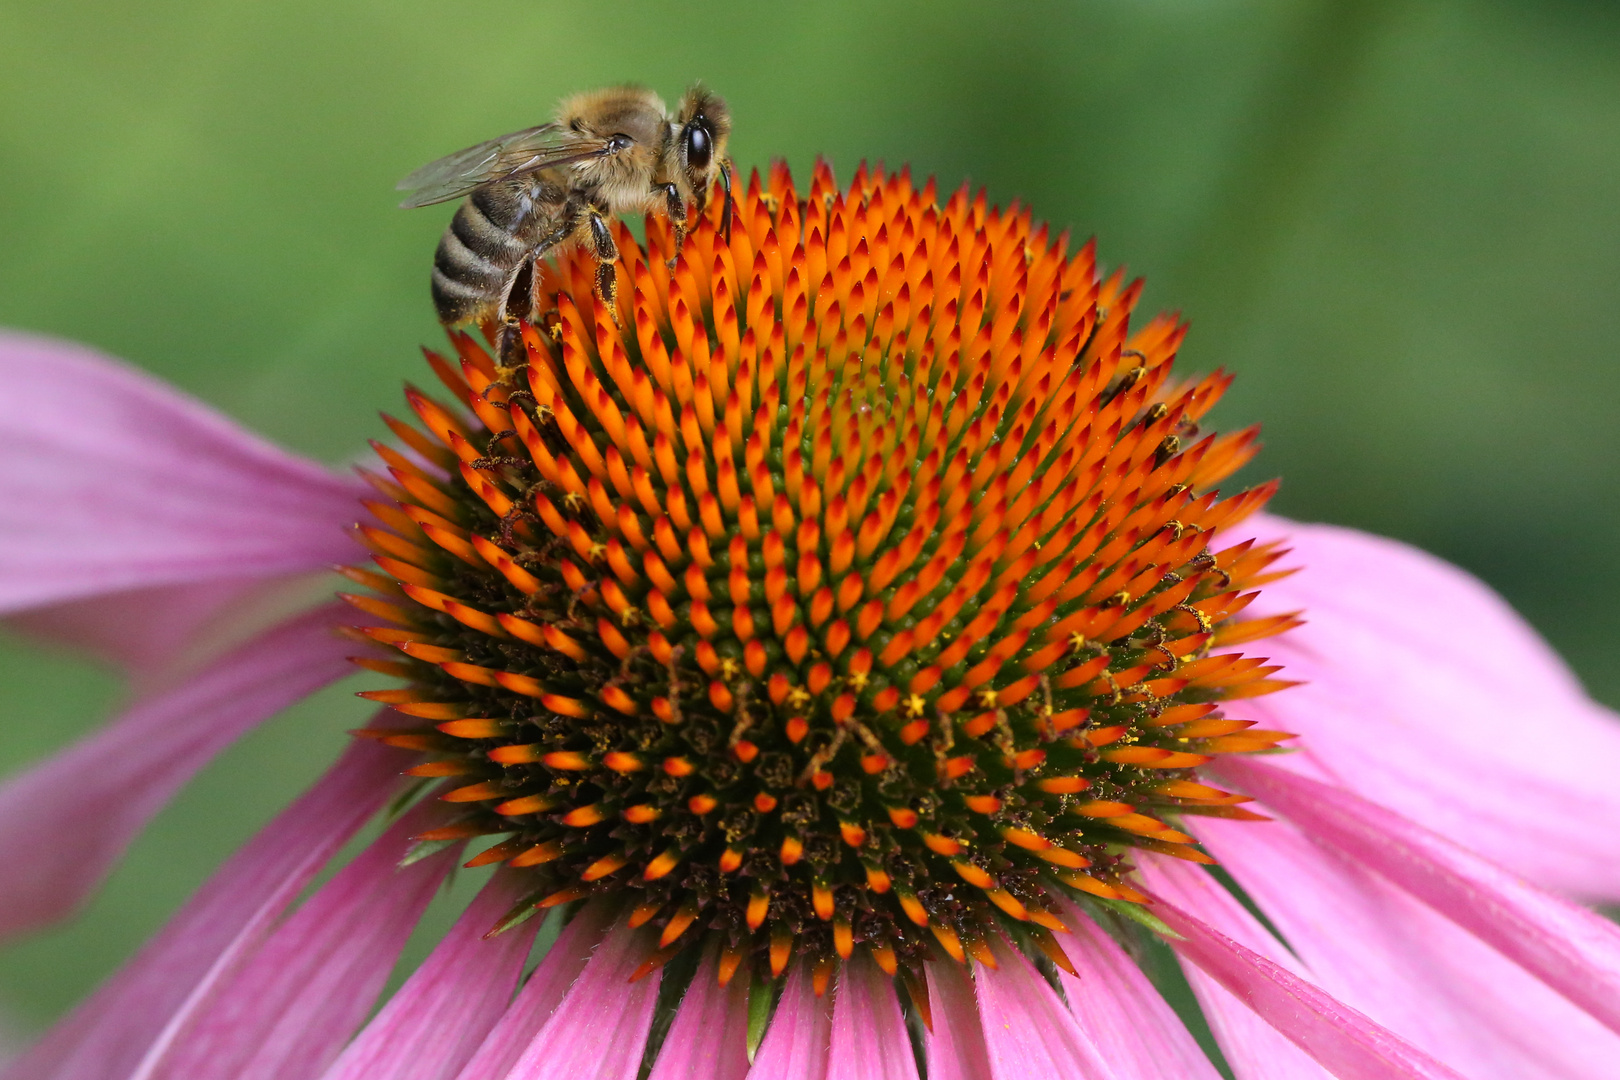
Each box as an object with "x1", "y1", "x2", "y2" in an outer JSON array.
[{"x1": 430, "y1": 179, "x2": 558, "y2": 326}]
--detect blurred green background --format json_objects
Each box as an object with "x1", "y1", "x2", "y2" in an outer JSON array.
[{"x1": 2, "y1": 0, "x2": 1618, "y2": 1036}]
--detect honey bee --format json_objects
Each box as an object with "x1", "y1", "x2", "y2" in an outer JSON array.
[{"x1": 398, "y1": 84, "x2": 731, "y2": 361}]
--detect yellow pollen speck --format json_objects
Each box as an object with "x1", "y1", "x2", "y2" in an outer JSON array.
[
  {"x1": 904, "y1": 694, "x2": 928, "y2": 717},
  {"x1": 1068, "y1": 633, "x2": 1089, "y2": 652},
  {"x1": 848, "y1": 671, "x2": 870, "y2": 692},
  {"x1": 1181, "y1": 604, "x2": 1215, "y2": 633},
  {"x1": 720, "y1": 658, "x2": 742, "y2": 681},
  {"x1": 787, "y1": 687, "x2": 812, "y2": 709},
  {"x1": 977, "y1": 689, "x2": 999, "y2": 708}
]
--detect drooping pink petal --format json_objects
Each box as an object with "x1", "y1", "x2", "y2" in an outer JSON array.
[
  {"x1": 451, "y1": 902, "x2": 617, "y2": 1080},
  {"x1": 1243, "y1": 515, "x2": 1592, "y2": 707},
  {"x1": 0, "y1": 330, "x2": 364, "y2": 616},
  {"x1": 826, "y1": 953, "x2": 919, "y2": 1080},
  {"x1": 1237, "y1": 514, "x2": 1620, "y2": 901},
  {"x1": 1138, "y1": 857, "x2": 1464, "y2": 1080},
  {"x1": 137, "y1": 800, "x2": 458, "y2": 1080},
  {"x1": 3, "y1": 725, "x2": 412, "y2": 1080},
  {"x1": 746, "y1": 962, "x2": 832, "y2": 1080},
  {"x1": 1241, "y1": 659, "x2": 1620, "y2": 903},
  {"x1": 646, "y1": 947, "x2": 752, "y2": 1080},
  {"x1": 1048, "y1": 899, "x2": 1224, "y2": 1079},
  {"x1": 922, "y1": 960, "x2": 992, "y2": 1080},
  {"x1": 1150, "y1": 955, "x2": 1333, "y2": 1080},
  {"x1": 6, "y1": 574, "x2": 322, "y2": 677},
  {"x1": 0, "y1": 602, "x2": 356, "y2": 939},
  {"x1": 317, "y1": 870, "x2": 541, "y2": 1080},
  {"x1": 1196, "y1": 811, "x2": 1620, "y2": 1080},
  {"x1": 500, "y1": 916, "x2": 662, "y2": 1080},
  {"x1": 974, "y1": 938, "x2": 1117, "y2": 1080},
  {"x1": 1219, "y1": 756, "x2": 1620, "y2": 1038}
]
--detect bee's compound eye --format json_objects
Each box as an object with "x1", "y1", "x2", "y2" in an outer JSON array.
[
  {"x1": 608, "y1": 134, "x2": 633, "y2": 153},
  {"x1": 684, "y1": 123, "x2": 712, "y2": 170}
]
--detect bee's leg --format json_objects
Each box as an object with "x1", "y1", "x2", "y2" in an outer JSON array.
[
  {"x1": 490, "y1": 217, "x2": 576, "y2": 383},
  {"x1": 658, "y1": 182, "x2": 687, "y2": 270},
  {"x1": 493, "y1": 258, "x2": 537, "y2": 379},
  {"x1": 587, "y1": 208, "x2": 621, "y2": 325},
  {"x1": 495, "y1": 322, "x2": 525, "y2": 380},
  {"x1": 718, "y1": 159, "x2": 734, "y2": 243}
]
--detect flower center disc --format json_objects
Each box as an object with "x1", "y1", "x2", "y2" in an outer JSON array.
[{"x1": 347, "y1": 160, "x2": 1297, "y2": 985}]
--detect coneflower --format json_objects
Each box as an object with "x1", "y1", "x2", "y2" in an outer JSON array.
[{"x1": 2, "y1": 160, "x2": 1619, "y2": 1080}]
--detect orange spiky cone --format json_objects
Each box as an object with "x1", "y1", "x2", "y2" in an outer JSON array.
[{"x1": 345, "y1": 158, "x2": 1298, "y2": 982}]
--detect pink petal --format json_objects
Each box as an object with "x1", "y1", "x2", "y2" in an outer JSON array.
[
  {"x1": 138, "y1": 800, "x2": 458, "y2": 1080},
  {"x1": 646, "y1": 947, "x2": 752, "y2": 1080},
  {"x1": 746, "y1": 962, "x2": 832, "y2": 1080},
  {"x1": 6, "y1": 574, "x2": 319, "y2": 677},
  {"x1": 973, "y1": 939, "x2": 1116, "y2": 1080},
  {"x1": 1238, "y1": 514, "x2": 1620, "y2": 900},
  {"x1": 0, "y1": 602, "x2": 355, "y2": 938},
  {"x1": 1244, "y1": 514, "x2": 1590, "y2": 705},
  {"x1": 318, "y1": 870, "x2": 542, "y2": 1080},
  {"x1": 0, "y1": 330, "x2": 363, "y2": 616},
  {"x1": 826, "y1": 954, "x2": 918, "y2": 1080},
  {"x1": 3, "y1": 726, "x2": 412, "y2": 1080},
  {"x1": 1048, "y1": 899, "x2": 1223, "y2": 1079},
  {"x1": 923, "y1": 960, "x2": 993, "y2": 1080},
  {"x1": 1138, "y1": 857, "x2": 1464, "y2": 1080},
  {"x1": 1197, "y1": 812, "x2": 1620, "y2": 1079},
  {"x1": 501, "y1": 916, "x2": 662, "y2": 1080},
  {"x1": 1148, "y1": 959, "x2": 1333, "y2": 1080},
  {"x1": 451, "y1": 903, "x2": 617, "y2": 1080},
  {"x1": 1220, "y1": 756, "x2": 1620, "y2": 1038}
]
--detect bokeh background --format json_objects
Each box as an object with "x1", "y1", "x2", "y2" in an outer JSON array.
[{"x1": 2, "y1": 0, "x2": 1617, "y2": 1037}]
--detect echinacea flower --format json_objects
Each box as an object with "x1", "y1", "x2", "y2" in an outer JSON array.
[{"x1": 3, "y1": 159, "x2": 1620, "y2": 1080}]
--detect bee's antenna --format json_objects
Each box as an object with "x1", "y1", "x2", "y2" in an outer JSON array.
[{"x1": 719, "y1": 160, "x2": 734, "y2": 243}]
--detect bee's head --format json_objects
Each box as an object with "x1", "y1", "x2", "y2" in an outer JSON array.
[{"x1": 675, "y1": 86, "x2": 732, "y2": 233}]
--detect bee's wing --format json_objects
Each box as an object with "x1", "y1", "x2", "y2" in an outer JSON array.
[{"x1": 396, "y1": 124, "x2": 611, "y2": 208}]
